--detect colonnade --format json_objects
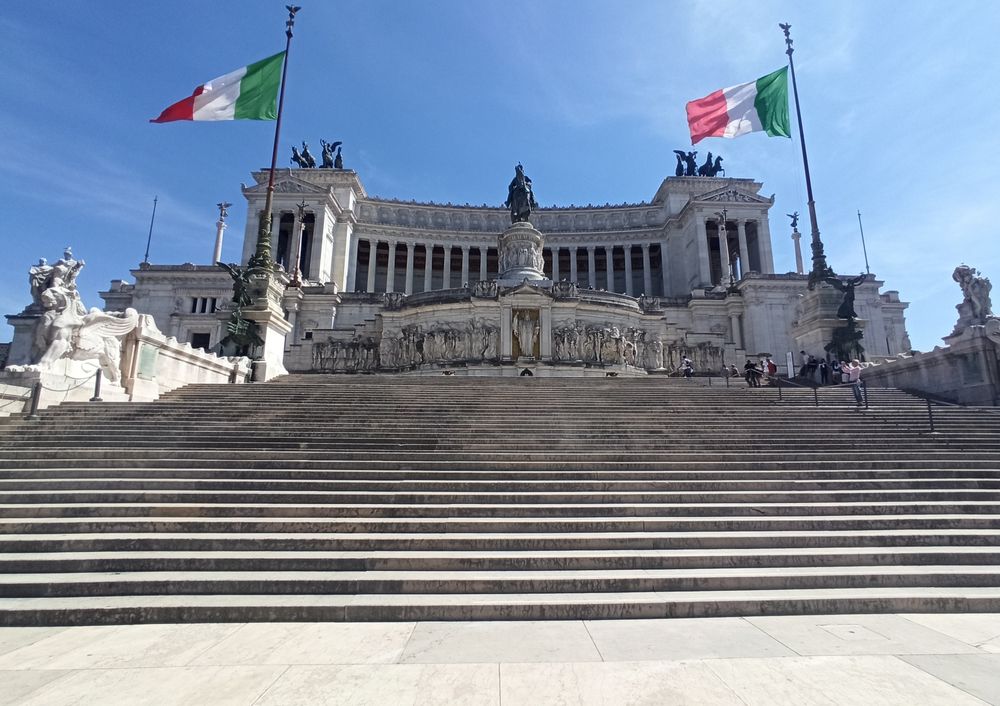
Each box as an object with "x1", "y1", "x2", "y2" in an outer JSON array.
[
  {"x1": 700, "y1": 218, "x2": 770, "y2": 286},
  {"x1": 348, "y1": 240, "x2": 671, "y2": 297}
]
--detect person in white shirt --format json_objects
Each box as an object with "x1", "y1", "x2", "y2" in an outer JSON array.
[{"x1": 846, "y1": 359, "x2": 864, "y2": 405}]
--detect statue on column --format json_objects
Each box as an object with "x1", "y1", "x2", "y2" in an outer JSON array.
[{"x1": 505, "y1": 164, "x2": 538, "y2": 224}]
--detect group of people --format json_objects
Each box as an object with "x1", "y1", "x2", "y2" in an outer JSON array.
[{"x1": 724, "y1": 353, "x2": 866, "y2": 404}]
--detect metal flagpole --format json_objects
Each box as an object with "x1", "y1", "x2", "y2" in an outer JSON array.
[
  {"x1": 249, "y1": 5, "x2": 301, "y2": 272},
  {"x1": 857, "y1": 210, "x2": 871, "y2": 275},
  {"x1": 142, "y1": 196, "x2": 158, "y2": 265},
  {"x1": 779, "y1": 23, "x2": 833, "y2": 289}
]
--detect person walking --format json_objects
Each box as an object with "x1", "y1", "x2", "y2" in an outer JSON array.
[
  {"x1": 744, "y1": 359, "x2": 761, "y2": 388},
  {"x1": 846, "y1": 359, "x2": 864, "y2": 406}
]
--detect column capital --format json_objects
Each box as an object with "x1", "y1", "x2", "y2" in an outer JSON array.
[
  {"x1": 406, "y1": 241, "x2": 415, "y2": 251},
  {"x1": 641, "y1": 242, "x2": 651, "y2": 251}
]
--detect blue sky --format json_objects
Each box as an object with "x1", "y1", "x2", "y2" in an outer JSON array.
[{"x1": 2, "y1": 1, "x2": 998, "y2": 352}]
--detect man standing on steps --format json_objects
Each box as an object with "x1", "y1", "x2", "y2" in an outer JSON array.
[{"x1": 846, "y1": 359, "x2": 864, "y2": 406}]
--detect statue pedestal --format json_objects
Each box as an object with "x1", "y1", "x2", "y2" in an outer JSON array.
[
  {"x1": 245, "y1": 271, "x2": 292, "y2": 381},
  {"x1": 791, "y1": 286, "x2": 866, "y2": 360},
  {"x1": 497, "y1": 222, "x2": 546, "y2": 286},
  {"x1": 4, "y1": 312, "x2": 41, "y2": 366}
]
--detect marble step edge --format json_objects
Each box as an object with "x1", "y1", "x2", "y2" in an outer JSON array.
[{"x1": 3, "y1": 587, "x2": 1000, "y2": 625}]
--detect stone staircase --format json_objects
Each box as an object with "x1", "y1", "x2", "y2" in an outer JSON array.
[{"x1": 0, "y1": 375, "x2": 999, "y2": 625}]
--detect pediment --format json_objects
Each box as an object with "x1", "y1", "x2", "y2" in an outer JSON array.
[
  {"x1": 241, "y1": 176, "x2": 329, "y2": 196},
  {"x1": 694, "y1": 185, "x2": 773, "y2": 205}
]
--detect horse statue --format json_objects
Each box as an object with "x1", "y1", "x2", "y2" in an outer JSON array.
[
  {"x1": 708, "y1": 156, "x2": 724, "y2": 177},
  {"x1": 504, "y1": 164, "x2": 538, "y2": 224},
  {"x1": 290, "y1": 146, "x2": 307, "y2": 168},
  {"x1": 697, "y1": 152, "x2": 715, "y2": 176},
  {"x1": 673, "y1": 152, "x2": 685, "y2": 177},
  {"x1": 300, "y1": 142, "x2": 317, "y2": 168}
]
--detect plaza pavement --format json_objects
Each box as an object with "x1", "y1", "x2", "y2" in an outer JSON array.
[{"x1": 0, "y1": 613, "x2": 998, "y2": 704}]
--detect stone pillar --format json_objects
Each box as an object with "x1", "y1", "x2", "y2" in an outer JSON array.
[
  {"x1": 737, "y1": 220, "x2": 750, "y2": 279},
  {"x1": 366, "y1": 238, "x2": 378, "y2": 293},
  {"x1": 570, "y1": 246, "x2": 578, "y2": 284},
  {"x1": 461, "y1": 246, "x2": 470, "y2": 286},
  {"x1": 587, "y1": 247, "x2": 596, "y2": 288},
  {"x1": 479, "y1": 246, "x2": 488, "y2": 281},
  {"x1": 642, "y1": 243, "x2": 652, "y2": 296},
  {"x1": 289, "y1": 210, "x2": 303, "y2": 279},
  {"x1": 696, "y1": 217, "x2": 711, "y2": 286},
  {"x1": 423, "y1": 244, "x2": 434, "y2": 292},
  {"x1": 405, "y1": 242, "x2": 415, "y2": 295},
  {"x1": 757, "y1": 219, "x2": 775, "y2": 274},
  {"x1": 660, "y1": 241, "x2": 670, "y2": 295},
  {"x1": 791, "y1": 228, "x2": 804, "y2": 274},
  {"x1": 442, "y1": 245, "x2": 452, "y2": 289},
  {"x1": 623, "y1": 244, "x2": 634, "y2": 296},
  {"x1": 212, "y1": 219, "x2": 226, "y2": 264},
  {"x1": 604, "y1": 246, "x2": 614, "y2": 291},
  {"x1": 551, "y1": 247, "x2": 560, "y2": 281},
  {"x1": 540, "y1": 308, "x2": 552, "y2": 360},
  {"x1": 500, "y1": 306, "x2": 513, "y2": 361},
  {"x1": 386, "y1": 241, "x2": 397, "y2": 293},
  {"x1": 730, "y1": 313, "x2": 743, "y2": 349},
  {"x1": 718, "y1": 223, "x2": 731, "y2": 286},
  {"x1": 345, "y1": 233, "x2": 357, "y2": 292}
]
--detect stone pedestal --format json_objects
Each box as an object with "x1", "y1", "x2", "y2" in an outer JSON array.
[
  {"x1": 244, "y1": 271, "x2": 292, "y2": 381},
  {"x1": 4, "y1": 312, "x2": 41, "y2": 366},
  {"x1": 497, "y1": 222, "x2": 546, "y2": 285},
  {"x1": 791, "y1": 286, "x2": 866, "y2": 359},
  {"x1": 0, "y1": 361, "x2": 128, "y2": 416}
]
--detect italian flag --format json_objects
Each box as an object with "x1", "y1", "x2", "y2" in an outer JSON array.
[
  {"x1": 686, "y1": 67, "x2": 790, "y2": 144},
  {"x1": 151, "y1": 52, "x2": 284, "y2": 123}
]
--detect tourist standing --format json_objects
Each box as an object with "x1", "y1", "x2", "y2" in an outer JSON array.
[
  {"x1": 681, "y1": 357, "x2": 693, "y2": 379},
  {"x1": 819, "y1": 359, "x2": 829, "y2": 385}
]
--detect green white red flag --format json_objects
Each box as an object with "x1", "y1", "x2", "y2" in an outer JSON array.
[
  {"x1": 686, "y1": 67, "x2": 790, "y2": 144},
  {"x1": 151, "y1": 52, "x2": 284, "y2": 123}
]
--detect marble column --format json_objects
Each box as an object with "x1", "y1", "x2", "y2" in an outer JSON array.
[
  {"x1": 757, "y1": 219, "x2": 775, "y2": 274},
  {"x1": 570, "y1": 246, "x2": 578, "y2": 284},
  {"x1": 660, "y1": 242, "x2": 670, "y2": 296},
  {"x1": 696, "y1": 217, "x2": 711, "y2": 286},
  {"x1": 587, "y1": 247, "x2": 596, "y2": 288},
  {"x1": 479, "y1": 246, "x2": 488, "y2": 281},
  {"x1": 737, "y1": 220, "x2": 750, "y2": 279},
  {"x1": 346, "y1": 233, "x2": 357, "y2": 292},
  {"x1": 423, "y1": 244, "x2": 434, "y2": 291},
  {"x1": 404, "y1": 242, "x2": 415, "y2": 295},
  {"x1": 718, "y1": 223, "x2": 731, "y2": 286},
  {"x1": 461, "y1": 246, "x2": 470, "y2": 286},
  {"x1": 386, "y1": 241, "x2": 397, "y2": 293},
  {"x1": 623, "y1": 244, "x2": 634, "y2": 296},
  {"x1": 551, "y1": 247, "x2": 560, "y2": 282},
  {"x1": 442, "y1": 245, "x2": 452, "y2": 289},
  {"x1": 288, "y1": 210, "x2": 302, "y2": 280},
  {"x1": 730, "y1": 313, "x2": 743, "y2": 349},
  {"x1": 366, "y1": 238, "x2": 378, "y2": 293},
  {"x1": 642, "y1": 243, "x2": 653, "y2": 296},
  {"x1": 604, "y1": 246, "x2": 614, "y2": 291}
]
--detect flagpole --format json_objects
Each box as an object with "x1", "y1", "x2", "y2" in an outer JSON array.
[
  {"x1": 779, "y1": 23, "x2": 832, "y2": 288},
  {"x1": 142, "y1": 196, "x2": 158, "y2": 265},
  {"x1": 249, "y1": 4, "x2": 301, "y2": 272},
  {"x1": 857, "y1": 210, "x2": 871, "y2": 275}
]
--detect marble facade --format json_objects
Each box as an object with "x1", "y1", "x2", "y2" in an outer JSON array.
[{"x1": 99, "y1": 168, "x2": 911, "y2": 374}]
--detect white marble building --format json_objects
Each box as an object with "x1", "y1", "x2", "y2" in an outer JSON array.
[{"x1": 99, "y1": 167, "x2": 910, "y2": 375}]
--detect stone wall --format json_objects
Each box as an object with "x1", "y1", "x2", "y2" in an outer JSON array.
[{"x1": 860, "y1": 325, "x2": 1000, "y2": 406}]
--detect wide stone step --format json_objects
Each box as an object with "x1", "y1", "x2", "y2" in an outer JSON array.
[
  {"x1": 3, "y1": 586, "x2": 1000, "y2": 625},
  {"x1": 0, "y1": 514, "x2": 997, "y2": 535},
  {"x1": 1, "y1": 500, "x2": 997, "y2": 519},
  {"x1": 3, "y1": 565, "x2": 1000, "y2": 598},
  {"x1": 4, "y1": 529, "x2": 1000, "y2": 552},
  {"x1": 3, "y1": 546, "x2": 999, "y2": 573},
  {"x1": 2, "y1": 477, "x2": 998, "y2": 493},
  {"x1": 1, "y1": 488, "x2": 996, "y2": 505}
]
